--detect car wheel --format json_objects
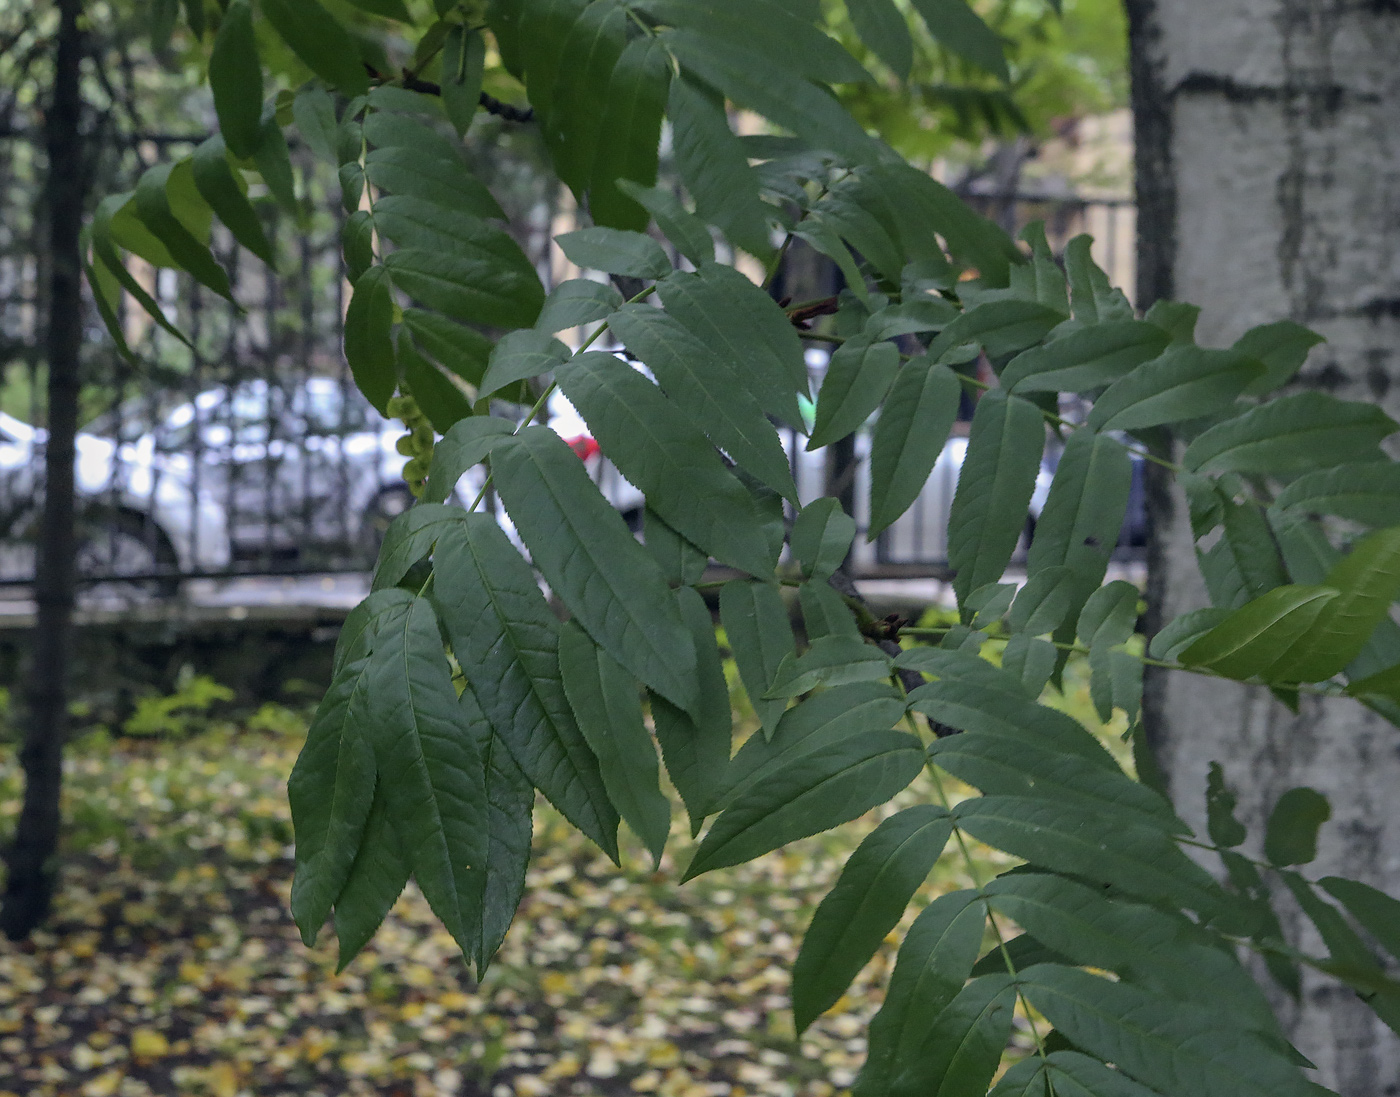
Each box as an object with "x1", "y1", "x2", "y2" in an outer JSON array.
[
  {"x1": 361, "y1": 485, "x2": 416, "y2": 566},
  {"x1": 75, "y1": 510, "x2": 180, "y2": 603}
]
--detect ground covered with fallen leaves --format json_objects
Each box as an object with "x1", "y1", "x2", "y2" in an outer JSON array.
[{"x1": 0, "y1": 659, "x2": 1121, "y2": 1097}]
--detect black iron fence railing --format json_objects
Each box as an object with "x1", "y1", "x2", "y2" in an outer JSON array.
[{"x1": 0, "y1": 130, "x2": 1137, "y2": 596}]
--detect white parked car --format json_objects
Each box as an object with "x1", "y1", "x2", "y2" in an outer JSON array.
[{"x1": 0, "y1": 409, "x2": 229, "y2": 590}]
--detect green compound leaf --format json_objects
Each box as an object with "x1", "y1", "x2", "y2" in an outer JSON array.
[
  {"x1": 557, "y1": 226, "x2": 673, "y2": 280},
  {"x1": 556, "y1": 351, "x2": 778, "y2": 577},
  {"x1": 133, "y1": 162, "x2": 232, "y2": 299},
  {"x1": 431, "y1": 518, "x2": 620, "y2": 861},
  {"x1": 1184, "y1": 391, "x2": 1397, "y2": 476},
  {"x1": 558, "y1": 622, "x2": 671, "y2": 866},
  {"x1": 651, "y1": 587, "x2": 733, "y2": 835},
  {"x1": 609, "y1": 303, "x2": 797, "y2": 501},
  {"x1": 947, "y1": 390, "x2": 1046, "y2": 604},
  {"x1": 719, "y1": 579, "x2": 798, "y2": 738},
  {"x1": 1178, "y1": 584, "x2": 1340, "y2": 681},
  {"x1": 809, "y1": 335, "x2": 901, "y2": 450},
  {"x1": 1273, "y1": 463, "x2": 1400, "y2": 528},
  {"x1": 190, "y1": 135, "x2": 273, "y2": 264},
  {"x1": 1236, "y1": 319, "x2": 1326, "y2": 396},
  {"x1": 1018, "y1": 965, "x2": 1315, "y2": 1097},
  {"x1": 208, "y1": 0, "x2": 264, "y2": 159},
  {"x1": 909, "y1": 0, "x2": 1008, "y2": 80},
  {"x1": 617, "y1": 181, "x2": 714, "y2": 266},
  {"x1": 791, "y1": 498, "x2": 857, "y2": 582},
  {"x1": 586, "y1": 36, "x2": 672, "y2": 231},
  {"x1": 1088, "y1": 345, "x2": 1264, "y2": 432},
  {"x1": 261, "y1": 0, "x2": 369, "y2": 96},
  {"x1": 846, "y1": 0, "x2": 913, "y2": 79},
  {"x1": 657, "y1": 263, "x2": 808, "y2": 425},
  {"x1": 1064, "y1": 234, "x2": 1134, "y2": 324},
  {"x1": 491, "y1": 426, "x2": 699, "y2": 714},
  {"x1": 1264, "y1": 787, "x2": 1331, "y2": 867},
  {"x1": 764, "y1": 635, "x2": 894, "y2": 698},
  {"x1": 868, "y1": 357, "x2": 961, "y2": 536},
  {"x1": 360, "y1": 596, "x2": 488, "y2": 958},
  {"x1": 536, "y1": 278, "x2": 625, "y2": 333},
  {"x1": 1319, "y1": 876, "x2": 1400, "y2": 966},
  {"x1": 793, "y1": 805, "x2": 952, "y2": 1033},
  {"x1": 371, "y1": 504, "x2": 466, "y2": 591},
  {"x1": 890, "y1": 974, "x2": 1018, "y2": 1097},
  {"x1": 683, "y1": 729, "x2": 924, "y2": 880},
  {"x1": 332, "y1": 784, "x2": 411, "y2": 970},
  {"x1": 1002, "y1": 321, "x2": 1168, "y2": 395},
  {"x1": 720, "y1": 682, "x2": 906, "y2": 811},
  {"x1": 343, "y1": 266, "x2": 397, "y2": 415},
  {"x1": 925, "y1": 299, "x2": 1066, "y2": 363},
  {"x1": 855, "y1": 890, "x2": 984, "y2": 1097},
  {"x1": 478, "y1": 329, "x2": 570, "y2": 398},
  {"x1": 423, "y1": 417, "x2": 514, "y2": 504}
]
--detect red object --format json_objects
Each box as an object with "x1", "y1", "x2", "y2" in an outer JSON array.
[{"x1": 565, "y1": 435, "x2": 599, "y2": 461}]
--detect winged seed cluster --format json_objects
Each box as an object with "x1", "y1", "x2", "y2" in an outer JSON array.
[{"x1": 90, "y1": 0, "x2": 1400, "y2": 1093}]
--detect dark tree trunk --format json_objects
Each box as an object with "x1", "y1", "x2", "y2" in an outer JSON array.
[{"x1": 1, "y1": 0, "x2": 86, "y2": 940}]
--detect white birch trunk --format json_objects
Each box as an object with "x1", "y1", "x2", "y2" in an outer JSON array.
[{"x1": 1129, "y1": 1, "x2": 1400, "y2": 1090}]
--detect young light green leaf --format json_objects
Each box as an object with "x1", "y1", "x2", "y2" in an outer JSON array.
[
  {"x1": 424, "y1": 417, "x2": 515, "y2": 504},
  {"x1": 683, "y1": 730, "x2": 924, "y2": 879},
  {"x1": 261, "y1": 0, "x2": 369, "y2": 96},
  {"x1": 890, "y1": 974, "x2": 1018, "y2": 1097},
  {"x1": 720, "y1": 682, "x2": 905, "y2": 810},
  {"x1": 608, "y1": 304, "x2": 797, "y2": 500},
  {"x1": 1270, "y1": 525, "x2": 1400, "y2": 682},
  {"x1": 209, "y1": 0, "x2": 264, "y2": 159},
  {"x1": 656, "y1": 263, "x2": 808, "y2": 423},
  {"x1": 855, "y1": 890, "x2": 985, "y2": 1097},
  {"x1": 651, "y1": 587, "x2": 733, "y2": 835},
  {"x1": 764, "y1": 635, "x2": 894, "y2": 698},
  {"x1": 792, "y1": 498, "x2": 857, "y2": 581},
  {"x1": 536, "y1": 278, "x2": 624, "y2": 333},
  {"x1": 1018, "y1": 965, "x2": 1315, "y2": 1097},
  {"x1": 910, "y1": 0, "x2": 1008, "y2": 80},
  {"x1": 556, "y1": 351, "x2": 778, "y2": 577},
  {"x1": 190, "y1": 136, "x2": 274, "y2": 263},
  {"x1": 431, "y1": 518, "x2": 620, "y2": 860},
  {"x1": 1178, "y1": 585, "x2": 1339, "y2": 680},
  {"x1": 809, "y1": 335, "x2": 901, "y2": 450},
  {"x1": 1236, "y1": 319, "x2": 1326, "y2": 396},
  {"x1": 361, "y1": 597, "x2": 488, "y2": 956},
  {"x1": 1002, "y1": 321, "x2": 1169, "y2": 395},
  {"x1": 343, "y1": 266, "x2": 397, "y2": 415},
  {"x1": 478, "y1": 330, "x2": 570, "y2": 397},
  {"x1": 558, "y1": 622, "x2": 671, "y2": 865},
  {"x1": 947, "y1": 390, "x2": 1046, "y2": 603},
  {"x1": 720, "y1": 579, "x2": 798, "y2": 738},
  {"x1": 491, "y1": 427, "x2": 698, "y2": 713},
  {"x1": 667, "y1": 75, "x2": 773, "y2": 258},
  {"x1": 616, "y1": 181, "x2": 714, "y2": 265},
  {"x1": 557, "y1": 226, "x2": 672, "y2": 280},
  {"x1": 794, "y1": 806, "x2": 952, "y2": 1033},
  {"x1": 868, "y1": 357, "x2": 961, "y2": 536},
  {"x1": 847, "y1": 0, "x2": 913, "y2": 79},
  {"x1": 1264, "y1": 787, "x2": 1331, "y2": 867},
  {"x1": 133, "y1": 162, "x2": 232, "y2": 299},
  {"x1": 1184, "y1": 392, "x2": 1397, "y2": 476},
  {"x1": 1088, "y1": 345, "x2": 1265, "y2": 432},
  {"x1": 1273, "y1": 463, "x2": 1400, "y2": 528}
]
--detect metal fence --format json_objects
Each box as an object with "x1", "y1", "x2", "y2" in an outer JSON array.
[{"x1": 0, "y1": 130, "x2": 1138, "y2": 595}]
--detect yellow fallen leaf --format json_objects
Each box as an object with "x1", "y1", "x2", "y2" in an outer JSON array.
[
  {"x1": 82, "y1": 1071, "x2": 123, "y2": 1097},
  {"x1": 130, "y1": 1028, "x2": 170, "y2": 1060},
  {"x1": 208, "y1": 1061, "x2": 239, "y2": 1097}
]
